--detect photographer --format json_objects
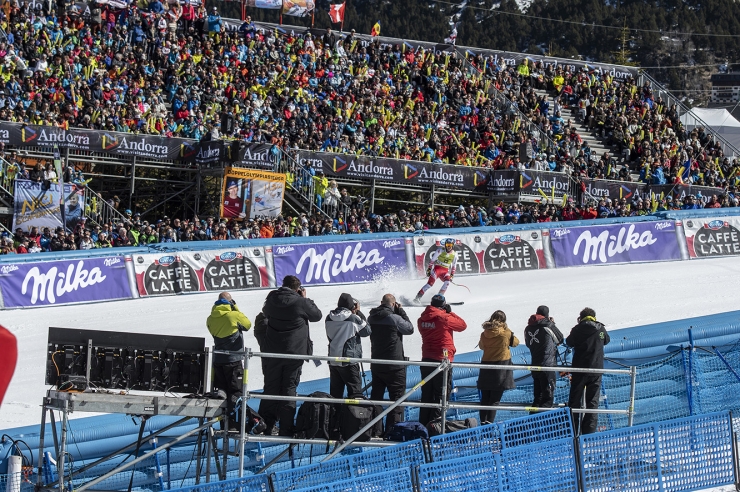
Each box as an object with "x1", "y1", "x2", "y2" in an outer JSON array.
[
  {"x1": 367, "y1": 294, "x2": 414, "y2": 431},
  {"x1": 417, "y1": 295, "x2": 467, "y2": 426},
  {"x1": 325, "y1": 293, "x2": 370, "y2": 398},
  {"x1": 260, "y1": 275, "x2": 323, "y2": 436},
  {"x1": 206, "y1": 291, "x2": 252, "y2": 430},
  {"x1": 524, "y1": 305, "x2": 564, "y2": 410}
]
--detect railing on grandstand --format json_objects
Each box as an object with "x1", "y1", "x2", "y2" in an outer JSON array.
[
  {"x1": 638, "y1": 70, "x2": 740, "y2": 157},
  {"x1": 0, "y1": 155, "x2": 15, "y2": 201},
  {"x1": 81, "y1": 186, "x2": 129, "y2": 227},
  {"x1": 275, "y1": 148, "x2": 340, "y2": 221}
]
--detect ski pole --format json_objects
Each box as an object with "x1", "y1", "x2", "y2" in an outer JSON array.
[{"x1": 451, "y1": 280, "x2": 471, "y2": 293}]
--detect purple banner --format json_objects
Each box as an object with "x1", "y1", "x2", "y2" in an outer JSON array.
[
  {"x1": 272, "y1": 239, "x2": 408, "y2": 285},
  {"x1": 549, "y1": 221, "x2": 682, "y2": 267},
  {"x1": 0, "y1": 256, "x2": 133, "y2": 308}
]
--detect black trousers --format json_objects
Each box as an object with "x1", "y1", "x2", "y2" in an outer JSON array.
[
  {"x1": 329, "y1": 364, "x2": 364, "y2": 399},
  {"x1": 419, "y1": 359, "x2": 451, "y2": 426},
  {"x1": 568, "y1": 374, "x2": 602, "y2": 435},
  {"x1": 213, "y1": 362, "x2": 242, "y2": 428},
  {"x1": 370, "y1": 367, "x2": 407, "y2": 430},
  {"x1": 479, "y1": 389, "x2": 504, "y2": 424},
  {"x1": 532, "y1": 371, "x2": 557, "y2": 409},
  {"x1": 259, "y1": 358, "x2": 303, "y2": 436}
]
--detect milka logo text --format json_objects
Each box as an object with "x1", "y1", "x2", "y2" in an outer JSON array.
[
  {"x1": 296, "y1": 243, "x2": 385, "y2": 282},
  {"x1": 573, "y1": 225, "x2": 657, "y2": 264},
  {"x1": 22, "y1": 261, "x2": 107, "y2": 304}
]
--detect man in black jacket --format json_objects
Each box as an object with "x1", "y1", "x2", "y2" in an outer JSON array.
[
  {"x1": 260, "y1": 275, "x2": 323, "y2": 436},
  {"x1": 566, "y1": 307, "x2": 610, "y2": 435},
  {"x1": 524, "y1": 305, "x2": 564, "y2": 410},
  {"x1": 367, "y1": 294, "x2": 414, "y2": 431}
]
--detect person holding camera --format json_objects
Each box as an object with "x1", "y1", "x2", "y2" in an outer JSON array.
[
  {"x1": 325, "y1": 293, "x2": 371, "y2": 398},
  {"x1": 367, "y1": 294, "x2": 414, "y2": 431},
  {"x1": 477, "y1": 310, "x2": 519, "y2": 424},
  {"x1": 207, "y1": 291, "x2": 252, "y2": 429},
  {"x1": 260, "y1": 275, "x2": 323, "y2": 436},
  {"x1": 417, "y1": 294, "x2": 467, "y2": 426},
  {"x1": 524, "y1": 305, "x2": 564, "y2": 410}
]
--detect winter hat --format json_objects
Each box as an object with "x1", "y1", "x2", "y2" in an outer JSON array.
[
  {"x1": 536, "y1": 305, "x2": 549, "y2": 318},
  {"x1": 431, "y1": 294, "x2": 446, "y2": 308},
  {"x1": 338, "y1": 293, "x2": 355, "y2": 310}
]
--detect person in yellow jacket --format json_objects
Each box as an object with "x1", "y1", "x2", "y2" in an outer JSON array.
[
  {"x1": 517, "y1": 59, "x2": 530, "y2": 77},
  {"x1": 477, "y1": 310, "x2": 520, "y2": 423},
  {"x1": 313, "y1": 170, "x2": 328, "y2": 209},
  {"x1": 207, "y1": 291, "x2": 252, "y2": 429}
]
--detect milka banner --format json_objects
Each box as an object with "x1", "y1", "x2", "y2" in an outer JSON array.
[
  {"x1": 12, "y1": 179, "x2": 84, "y2": 233},
  {"x1": 133, "y1": 248, "x2": 274, "y2": 296},
  {"x1": 682, "y1": 217, "x2": 740, "y2": 258},
  {"x1": 221, "y1": 167, "x2": 286, "y2": 220},
  {"x1": 549, "y1": 221, "x2": 684, "y2": 267},
  {"x1": 0, "y1": 256, "x2": 134, "y2": 308},
  {"x1": 413, "y1": 231, "x2": 547, "y2": 276},
  {"x1": 272, "y1": 239, "x2": 409, "y2": 286}
]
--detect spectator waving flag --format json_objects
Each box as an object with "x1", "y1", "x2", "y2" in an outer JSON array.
[
  {"x1": 371, "y1": 20, "x2": 381, "y2": 36},
  {"x1": 328, "y1": 2, "x2": 345, "y2": 23},
  {"x1": 677, "y1": 160, "x2": 692, "y2": 184}
]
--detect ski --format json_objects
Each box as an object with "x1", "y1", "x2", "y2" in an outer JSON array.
[{"x1": 400, "y1": 297, "x2": 464, "y2": 307}]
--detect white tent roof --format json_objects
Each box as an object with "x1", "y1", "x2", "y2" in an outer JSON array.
[{"x1": 680, "y1": 107, "x2": 740, "y2": 128}]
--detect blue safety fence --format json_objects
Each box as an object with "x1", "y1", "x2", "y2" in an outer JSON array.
[
  {"x1": 292, "y1": 468, "x2": 414, "y2": 492},
  {"x1": 500, "y1": 438, "x2": 578, "y2": 492},
  {"x1": 169, "y1": 474, "x2": 270, "y2": 492},
  {"x1": 418, "y1": 453, "x2": 500, "y2": 491},
  {"x1": 269, "y1": 457, "x2": 353, "y2": 491},
  {"x1": 579, "y1": 411, "x2": 735, "y2": 492}
]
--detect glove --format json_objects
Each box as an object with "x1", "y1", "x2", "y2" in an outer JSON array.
[
  {"x1": 449, "y1": 273, "x2": 454, "y2": 281},
  {"x1": 443, "y1": 304, "x2": 451, "y2": 314},
  {"x1": 426, "y1": 266, "x2": 432, "y2": 277}
]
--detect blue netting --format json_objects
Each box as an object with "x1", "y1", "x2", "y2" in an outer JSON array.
[
  {"x1": 693, "y1": 341, "x2": 740, "y2": 416},
  {"x1": 579, "y1": 412, "x2": 735, "y2": 492},
  {"x1": 428, "y1": 422, "x2": 502, "y2": 462},
  {"x1": 500, "y1": 438, "x2": 578, "y2": 492},
  {"x1": 169, "y1": 474, "x2": 270, "y2": 492},
  {"x1": 333, "y1": 469, "x2": 414, "y2": 492},
  {"x1": 418, "y1": 453, "x2": 499, "y2": 492},
  {"x1": 500, "y1": 407, "x2": 573, "y2": 449},
  {"x1": 270, "y1": 457, "x2": 352, "y2": 491},
  {"x1": 346, "y1": 440, "x2": 425, "y2": 477},
  {"x1": 657, "y1": 412, "x2": 735, "y2": 491}
]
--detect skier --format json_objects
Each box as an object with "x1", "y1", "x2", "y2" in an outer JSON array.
[{"x1": 414, "y1": 238, "x2": 457, "y2": 303}]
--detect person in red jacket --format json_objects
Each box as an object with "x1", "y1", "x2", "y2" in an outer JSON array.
[{"x1": 417, "y1": 294, "x2": 467, "y2": 426}]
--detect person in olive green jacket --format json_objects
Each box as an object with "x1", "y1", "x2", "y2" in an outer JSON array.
[
  {"x1": 476, "y1": 310, "x2": 520, "y2": 424},
  {"x1": 207, "y1": 291, "x2": 252, "y2": 429}
]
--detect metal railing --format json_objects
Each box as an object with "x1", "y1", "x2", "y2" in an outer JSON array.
[
  {"x1": 215, "y1": 347, "x2": 636, "y2": 476},
  {"x1": 81, "y1": 186, "x2": 128, "y2": 227},
  {"x1": 638, "y1": 70, "x2": 740, "y2": 157},
  {"x1": 276, "y1": 147, "x2": 337, "y2": 221}
]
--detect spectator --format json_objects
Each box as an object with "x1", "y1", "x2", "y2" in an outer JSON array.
[
  {"x1": 524, "y1": 305, "x2": 563, "y2": 410},
  {"x1": 416, "y1": 294, "x2": 467, "y2": 426},
  {"x1": 325, "y1": 293, "x2": 370, "y2": 399},
  {"x1": 477, "y1": 310, "x2": 519, "y2": 424},
  {"x1": 207, "y1": 291, "x2": 251, "y2": 430},
  {"x1": 367, "y1": 294, "x2": 414, "y2": 432},
  {"x1": 259, "y1": 275, "x2": 322, "y2": 436},
  {"x1": 566, "y1": 307, "x2": 610, "y2": 435}
]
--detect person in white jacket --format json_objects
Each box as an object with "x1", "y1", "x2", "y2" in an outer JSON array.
[{"x1": 325, "y1": 293, "x2": 371, "y2": 399}]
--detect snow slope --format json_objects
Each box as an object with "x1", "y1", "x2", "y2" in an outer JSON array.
[{"x1": 3, "y1": 256, "x2": 740, "y2": 430}]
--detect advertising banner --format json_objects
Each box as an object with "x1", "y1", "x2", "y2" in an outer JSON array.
[
  {"x1": 549, "y1": 221, "x2": 683, "y2": 267},
  {"x1": 233, "y1": 143, "x2": 279, "y2": 170},
  {"x1": 133, "y1": 247, "x2": 274, "y2": 296},
  {"x1": 413, "y1": 231, "x2": 546, "y2": 276},
  {"x1": 221, "y1": 167, "x2": 286, "y2": 220},
  {"x1": 581, "y1": 179, "x2": 646, "y2": 204},
  {"x1": 282, "y1": 0, "x2": 314, "y2": 16},
  {"x1": 682, "y1": 217, "x2": 740, "y2": 258},
  {"x1": 272, "y1": 239, "x2": 408, "y2": 285},
  {"x1": 0, "y1": 256, "x2": 133, "y2": 308},
  {"x1": 12, "y1": 179, "x2": 85, "y2": 233},
  {"x1": 518, "y1": 170, "x2": 572, "y2": 198}
]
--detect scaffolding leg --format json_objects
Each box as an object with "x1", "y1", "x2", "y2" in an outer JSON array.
[
  {"x1": 149, "y1": 434, "x2": 165, "y2": 492},
  {"x1": 58, "y1": 400, "x2": 69, "y2": 492},
  {"x1": 36, "y1": 405, "x2": 48, "y2": 488}
]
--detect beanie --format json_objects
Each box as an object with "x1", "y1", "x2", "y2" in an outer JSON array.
[
  {"x1": 431, "y1": 294, "x2": 446, "y2": 308},
  {"x1": 536, "y1": 305, "x2": 549, "y2": 318},
  {"x1": 338, "y1": 293, "x2": 355, "y2": 310}
]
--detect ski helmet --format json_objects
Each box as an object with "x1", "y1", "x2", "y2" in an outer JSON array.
[{"x1": 443, "y1": 238, "x2": 455, "y2": 250}]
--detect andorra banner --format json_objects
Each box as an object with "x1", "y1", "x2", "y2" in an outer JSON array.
[
  {"x1": 221, "y1": 167, "x2": 286, "y2": 220},
  {"x1": 133, "y1": 248, "x2": 274, "y2": 296},
  {"x1": 549, "y1": 221, "x2": 684, "y2": 267},
  {"x1": 272, "y1": 239, "x2": 409, "y2": 286},
  {"x1": 0, "y1": 256, "x2": 134, "y2": 308},
  {"x1": 682, "y1": 217, "x2": 740, "y2": 258},
  {"x1": 413, "y1": 231, "x2": 546, "y2": 276}
]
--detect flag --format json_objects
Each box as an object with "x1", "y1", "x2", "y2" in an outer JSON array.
[
  {"x1": 370, "y1": 20, "x2": 380, "y2": 37},
  {"x1": 444, "y1": 25, "x2": 457, "y2": 45},
  {"x1": 328, "y1": 2, "x2": 344, "y2": 23}
]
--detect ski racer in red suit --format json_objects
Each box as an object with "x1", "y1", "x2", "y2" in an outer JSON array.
[{"x1": 415, "y1": 238, "x2": 457, "y2": 302}]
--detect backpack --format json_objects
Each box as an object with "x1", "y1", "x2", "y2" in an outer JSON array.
[
  {"x1": 385, "y1": 421, "x2": 429, "y2": 442},
  {"x1": 333, "y1": 401, "x2": 376, "y2": 442},
  {"x1": 232, "y1": 398, "x2": 267, "y2": 435},
  {"x1": 294, "y1": 392, "x2": 335, "y2": 440},
  {"x1": 426, "y1": 417, "x2": 478, "y2": 437}
]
